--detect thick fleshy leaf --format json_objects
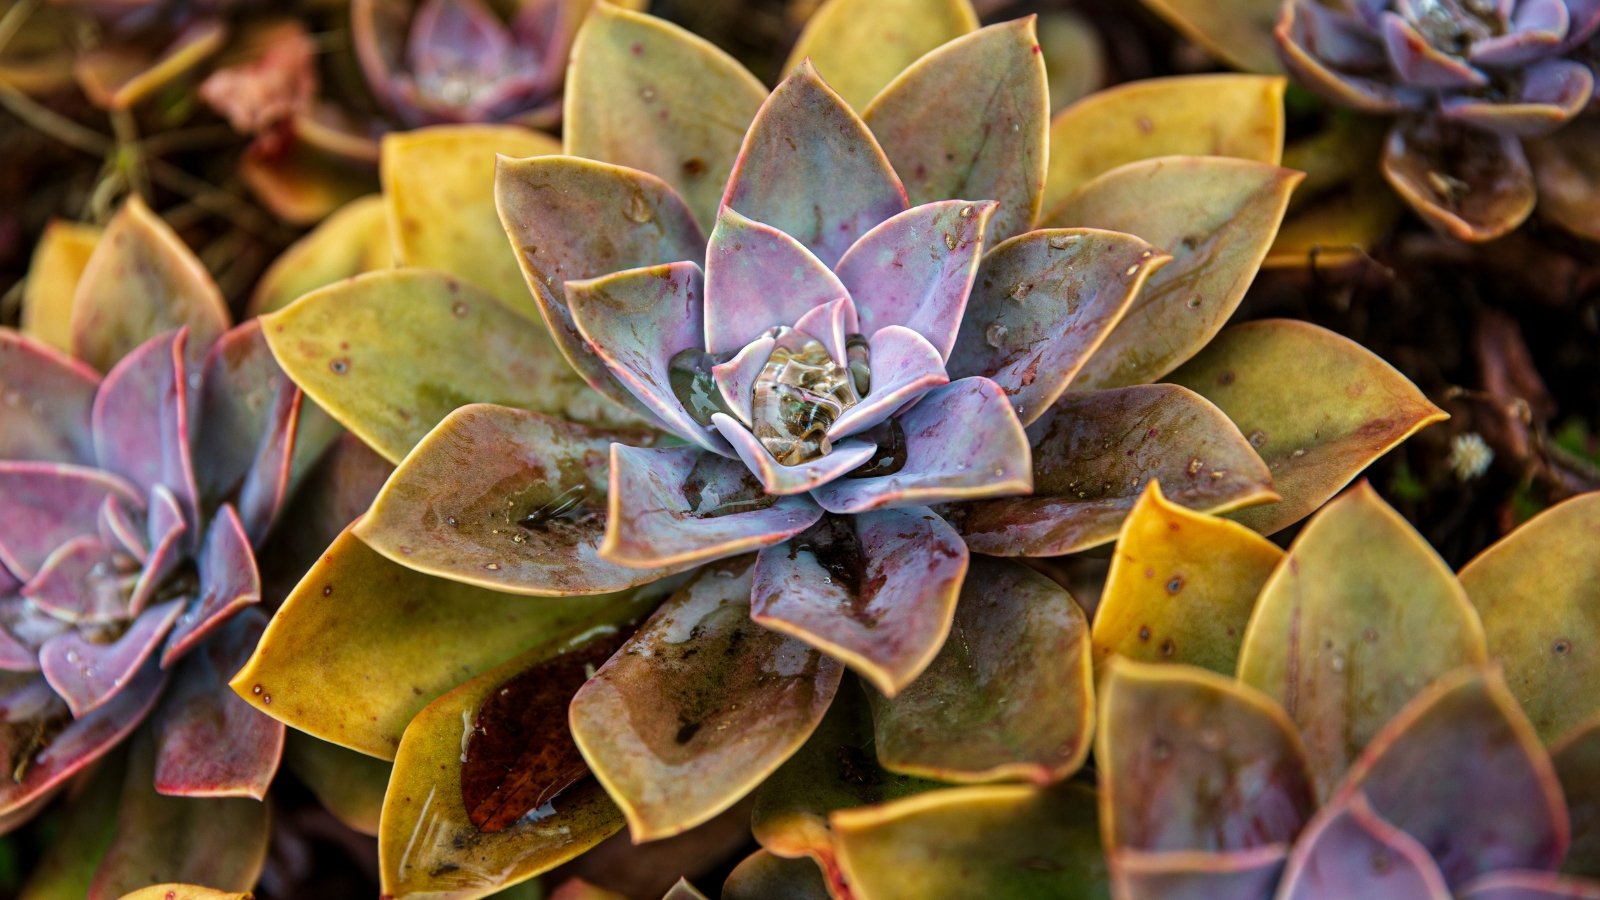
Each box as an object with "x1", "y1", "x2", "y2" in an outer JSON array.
[
  {"x1": 952, "y1": 383, "x2": 1275, "y2": 556},
  {"x1": 0, "y1": 462, "x2": 140, "y2": 579},
  {"x1": 565, "y1": 4, "x2": 766, "y2": 229},
  {"x1": 153, "y1": 610, "x2": 283, "y2": 799},
  {"x1": 1276, "y1": 792, "x2": 1451, "y2": 900},
  {"x1": 70, "y1": 198, "x2": 228, "y2": 371},
  {"x1": 23, "y1": 536, "x2": 129, "y2": 624},
  {"x1": 1141, "y1": 0, "x2": 1285, "y2": 72},
  {"x1": 1048, "y1": 157, "x2": 1301, "y2": 389},
  {"x1": 1042, "y1": 75, "x2": 1286, "y2": 215},
  {"x1": 1169, "y1": 319, "x2": 1447, "y2": 535},
  {"x1": 752, "y1": 509, "x2": 967, "y2": 696},
  {"x1": 834, "y1": 200, "x2": 996, "y2": 360},
  {"x1": 131, "y1": 486, "x2": 188, "y2": 616},
  {"x1": 40, "y1": 600, "x2": 182, "y2": 718},
  {"x1": 567, "y1": 263, "x2": 720, "y2": 449},
  {"x1": 1262, "y1": 173, "x2": 1402, "y2": 270},
  {"x1": 358, "y1": 403, "x2": 678, "y2": 596},
  {"x1": 231, "y1": 526, "x2": 649, "y2": 759},
  {"x1": 1096, "y1": 660, "x2": 1316, "y2": 853},
  {"x1": 0, "y1": 330, "x2": 98, "y2": 465},
  {"x1": 703, "y1": 208, "x2": 851, "y2": 356},
  {"x1": 863, "y1": 19, "x2": 1048, "y2": 243},
  {"x1": 711, "y1": 416, "x2": 876, "y2": 497},
  {"x1": 1111, "y1": 846, "x2": 1286, "y2": 900},
  {"x1": 0, "y1": 661, "x2": 165, "y2": 818},
  {"x1": 812, "y1": 377, "x2": 1032, "y2": 514},
  {"x1": 384, "y1": 125, "x2": 561, "y2": 318},
  {"x1": 1335, "y1": 668, "x2": 1568, "y2": 888},
  {"x1": 379, "y1": 622, "x2": 638, "y2": 899},
  {"x1": 248, "y1": 194, "x2": 393, "y2": 317},
  {"x1": 830, "y1": 783, "x2": 1110, "y2": 899},
  {"x1": 1238, "y1": 483, "x2": 1489, "y2": 797},
  {"x1": 1093, "y1": 480, "x2": 1282, "y2": 675},
  {"x1": 1382, "y1": 118, "x2": 1536, "y2": 243},
  {"x1": 570, "y1": 558, "x2": 844, "y2": 840},
  {"x1": 1441, "y1": 60, "x2": 1594, "y2": 136},
  {"x1": 783, "y1": 0, "x2": 978, "y2": 111},
  {"x1": 22, "y1": 220, "x2": 100, "y2": 353},
  {"x1": 827, "y1": 326, "x2": 947, "y2": 439},
  {"x1": 723, "y1": 61, "x2": 907, "y2": 267},
  {"x1": 947, "y1": 228, "x2": 1167, "y2": 425},
  {"x1": 750, "y1": 680, "x2": 941, "y2": 889},
  {"x1": 496, "y1": 155, "x2": 706, "y2": 416},
  {"x1": 283, "y1": 732, "x2": 390, "y2": 837},
  {"x1": 161, "y1": 506, "x2": 260, "y2": 666},
  {"x1": 1275, "y1": 2, "x2": 1421, "y2": 112},
  {"x1": 1554, "y1": 718, "x2": 1600, "y2": 878},
  {"x1": 713, "y1": 336, "x2": 773, "y2": 426},
  {"x1": 92, "y1": 330, "x2": 197, "y2": 524},
  {"x1": 601, "y1": 444, "x2": 823, "y2": 569},
  {"x1": 261, "y1": 268, "x2": 598, "y2": 465},
  {"x1": 723, "y1": 849, "x2": 830, "y2": 900},
  {"x1": 87, "y1": 736, "x2": 269, "y2": 900},
  {"x1": 1528, "y1": 117, "x2": 1600, "y2": 242},
  {"x1": 1459, "y1": 871, "x2": 1600, "y2": 899},
  {"x1": 119, "y1": 887, "x2": 252, "y2": 900},
  {"x1": 15, "y1": 749, "x2": 120, "y2": 899},
  {"x1": 1460, "y1": 493, "x2": 1600, "y2": 745},
  {"x1": 869, "y1": 556, "x2": 1091, "y2": 783}
]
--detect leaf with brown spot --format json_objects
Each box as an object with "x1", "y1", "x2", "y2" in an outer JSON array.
[
  {"x1": 1094, "y1": 480, "x2": 1282, "y2": 676},
  {"x1": 1168, "y1": 319, "x2": 1447, "y2": 536}
]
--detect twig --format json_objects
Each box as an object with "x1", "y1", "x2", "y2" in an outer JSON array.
[
  {"x1": 0, "y1": 0, "x2": 43, "y2": 57},
  {"x1": 0, "y1": 81, "x2": 112, "y2": 156}
]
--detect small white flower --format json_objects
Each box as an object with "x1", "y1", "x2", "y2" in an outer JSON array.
[{"x1": 1448, "y1": 432, "x2": 1494, "y2": 481}]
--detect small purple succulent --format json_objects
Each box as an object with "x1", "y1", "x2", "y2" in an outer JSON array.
[{"x1": 354, "y1": 0, "x2": 583, "y2": 127}]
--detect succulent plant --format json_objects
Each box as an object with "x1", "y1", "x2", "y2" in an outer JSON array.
[
  {"x1": 0, "y1": 198, "x2": 337, "y2": 896},
  {"x1": 1089, "y1": 482, "x2": 1600, "y2": 900},
  {"x1": 238, "y1": 1, "x2": 1444, "y2": 896}
]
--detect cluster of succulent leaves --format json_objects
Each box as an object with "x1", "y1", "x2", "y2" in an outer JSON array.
[
  {"x1": 207, "y1": 1, "x2": 1515, "y2": 897},
  {"x1": 1140, "y1": 0, "x2": 1600, "y2": 243},
  {"x1": 0, "y1": 196, "x2": 351, "y2": 896}
]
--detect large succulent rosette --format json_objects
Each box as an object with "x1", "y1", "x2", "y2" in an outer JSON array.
[
  {"x1": 1091, "y1": 484, "x2": 1600, "y2": 900},
  {"x1": 1277, "y1": 0, "x2": 1600, "y2": 239},
  {"x1": 0, "y1": 199, "x2": 335, "y2": 895},
  {"x1": 241, "y1": 5, "x2": 1445, "y2": 897}
]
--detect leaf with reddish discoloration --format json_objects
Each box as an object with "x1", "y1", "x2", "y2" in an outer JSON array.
[
  {"x1": 1169, "y1": 319, "x2": 1447, "y2": 536},
  {"x1": 40, "y1": 600, "x2": 183, "y2": 718},
  {"x1": 869, "y1": 556, "x2": 1092, "y2": 784},
  {"x1": 154, "y1": 609, "x2": 284, "y2": 799},
  {"x1": 1238, "y1": 484, "x2": 1488, "y2": 797},
  {"x1": 1096, "y1": 660, "x2": 1316, "y2": 854},
  {"x1": 784, "y1": 0, "x2": 978, "y2": 112},
  {"x1": 564, "y1": 4, "x2": 766, "y2": 229},
  {"x1": 753, "y1": 509, "x2": 967, "y2": 697},
  {"x1": 1093, "y1": 481, "x2": 1282, "y2": 675},
  {"x1": 951, "y1": 383, "x2": 1275, "y2": 557},
  {"x1": 161, "y1": 506, "x2": 261, "y2": 667},
  {"x1": 830, "y1": 782, "x2": 1110, "y2": 899},
  {"x1": 947, "y1": 227, "x2": 1167, "y2": 425},
  {"x1": 722, "y1": 61, "x2": 907, "y2": 267},
  {"x1": 0, "y1": 330, "x2": 99, "y2": 464},
  {"x1": 359, "y1": 403, "x2": 677, "y2": 597},
  {"x1": 70, "y1": 198, "x2": 229, "y2": 371},
  {"x1": 1382, "y1": 118, "x2": 1535, "y2": 243},
  {"x1": 1459, "y1": 493, "x2": 1600, "y2": 745},
  {"x1": 1048, "y1": 157, "x2": 1301, "y2": 390},
  {"x1": 261, "y1": 269, "x2": 605, "y2": 465},
  {"x1": 496, "y1": 154, "x2": 706, "y2": 417},
  {"x1": 92, "y1": 330, "x2": 198, "y2": 526},
  {"x1": 231, "y1": 526, "x2": 649, "y2": 759},
  {"x1": 570, "y1": 558, "x2": 844, "y2": 841},
  {"x1": 864, "y1": 19, "x2": 1048, "y2": 244},
  {"x1": 0, "y1": 462, "x2": 139, "y2": 581}
]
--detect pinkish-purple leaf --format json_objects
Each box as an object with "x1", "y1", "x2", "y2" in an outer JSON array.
[
  {"x1": 602, "y1": 444, "x2": 823, "y2": 569},
  {"x1": 128, "y1": 485, "x2": 187, "y2": 616},
  {"x1": 40, "y1": 599, "x2": 182, "y2": 717},
  {"x1": 703, "y1": 207, "x2": 850, "y2": 356},
  {"x1": 233, "y1": 381, "x2": 302, "y2": 545},
  {"x1": 1277, "y1": 792, "x2": 1451, "y2": 900},
  {"x1": 834, "y1": 200, "x2": 996, "y2": 360},
  {"x1": 1382, "y1": 118, "x2": 1536, "y2": 242},
  {"x1": 0, "y1": 462, "x2": 141, "y2": 579},
  {"x1": 0, "y1": 329, "x2": 98, "y2": 464},
  {"x1": 1380, "y1": 13, "x2": 1489, "y2": 89},
  {"x1": 828, "y1": 326, "x2": 947, "y2": 439},
  {"x1": 1467, "y1": 0, "x2": 1567, "y2": 66},
  {"x1": 97, "y1": 496, "x2": 145, "y2": 563},
  {"x1": 1276, "y1": 2, "x2": 1424, "y2": 112},
  {"x1": 1440, "y1": 59, "x2": 1595, "y2": 138},
  {"x1": 947, "y1": 228, "x2": 1168, "y2": 426},
  {"x1": 752, "y1": 508, "x2": 967, "y2": 696},
  {"x1": 1458, "y1": 871, "x2": 1600, "y2": 899},
  {"x1": 21, "y1": 536, "x2": 130, "y2": 623},
  {"x1": 811, "y1": 377, "x2": 1031, "y2": 515},
  {"x1": 714, "y1": 336, "x2": 773, "y2": 426},
  {"x1": 566, "y1": 261, "x2": 724, "y2": 451},
  {"x1": 1112, "y1": 847, "x2": 1288, "y2": 900},
  {"x1": 791, "y1": 296, "x2": 858, "y2": 368},
  {"x1": 711, "y1": 415, "x2": 878, "y2": 497},
  {"x1": 161, "y1": 506, "x2": 260, "y2": 667},
  {"x1": 154, "y1": 608, "x2": 283, "y2": 799},
  {"x1": 722, "y1": 60, "x2": 907, "y2": 267},
  {"x1": 91, "y1": 330, "x2": 198, "y2": 529}
]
